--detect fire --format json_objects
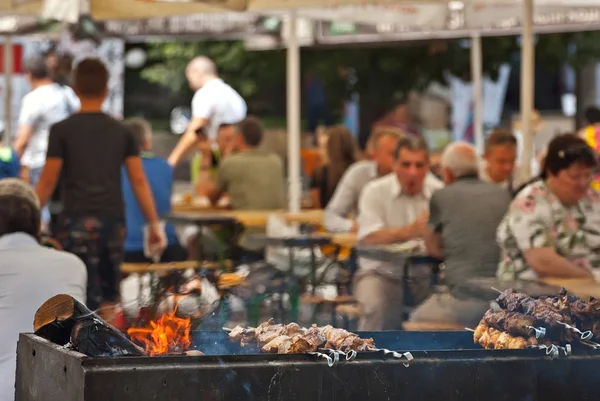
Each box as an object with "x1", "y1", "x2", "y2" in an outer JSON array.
[{"x1": 127, "y1": 311, "x2": 192, "y2": 356}]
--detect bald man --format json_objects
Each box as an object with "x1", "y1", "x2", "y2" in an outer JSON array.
[
  {"x1": 168, "y1": 56, "x2": 247, "y2": 167},
  {"x1": 412, "y1": 142, "x2": 511, "y2": 327}
]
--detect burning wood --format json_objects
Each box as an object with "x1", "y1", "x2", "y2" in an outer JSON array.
[
  {"x1": 34, "y1": 294, "x2": 144, "y2": 357},
  {"x1": 127, "y1": 310, "x2": 192, "y2": 356}
]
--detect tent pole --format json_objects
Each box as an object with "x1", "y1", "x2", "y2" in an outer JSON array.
[
  {"x1": 471, "y1": 31, "x2": 483, "y2": 154},
  {"x1": 3, "y1": 35, "x2": 13, "y2": 142},
  {"x1": 519, "y1": 0, "x2": 535, "y2": 179},
  {"x1": 286, "y1": 10, "x2": 301, "y2": 212}
]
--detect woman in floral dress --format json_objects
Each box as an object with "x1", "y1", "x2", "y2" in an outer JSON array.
[{"x1": 497, "y1": 134, "x2": 600, "y2": 281}]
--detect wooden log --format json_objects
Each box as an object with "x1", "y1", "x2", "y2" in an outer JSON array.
[{"x1": 34, "y1": 294, "x2": 144, "y2": 357}]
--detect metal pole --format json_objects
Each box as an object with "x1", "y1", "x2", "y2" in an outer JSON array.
[
  {"x1": 286, "y1": 10, "x2": 301, "y2": 212},
  {"x1": 519, "y1": 0, "x2": 535, "y2": 179},
  {"x1": 3, "y1": 35, "x2": 13, "y2": 142},
  {"x1": 471, "y1": 32, "x2": 483, "y2": 154}
]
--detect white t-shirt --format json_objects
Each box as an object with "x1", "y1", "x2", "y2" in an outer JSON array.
[
  {"x1": 0, "y1": 233, "x2": 86, "y2": 401},
  {"x1": 191, "y1": 78, "x2": 247, "y2": 139},
  {"x1": 18, "y1": 83, "x2": 80, "y2": 169}
]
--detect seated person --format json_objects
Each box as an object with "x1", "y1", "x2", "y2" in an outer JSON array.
[
  {"x1": 324, "y1": 129, "x2": 402, "y2": 233},
  {"x1": 411, "y1": 142, "x2": 511, "y2": 327},
  {"x1": 480, "y1": 129, "x2": 518, "y2": 192},
  {"x1": 497, "y1": 134, "x2": 600, "y2": 281},
  {"x1": 0, "y1": 144, "x2": 19, "y2": 179},
  {"x1": 0, "y1": 178, "x2": 86, "y2": 400},
  {"x1": 203, "y1": 116, "x2": 286, "y2": 262},
  {"x1": 356, "y1": 136, "x2": 443, "y2": 331},
  {"x1": 121, "y1": 118, "x2": 187, "y2": 263},
  {"x1": 191, "y1": 123, "x2": 236, "y2": 196}
]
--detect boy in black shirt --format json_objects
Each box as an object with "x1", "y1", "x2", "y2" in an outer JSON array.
[{"x1": 35, "y1": 58, "x2": 164, "y2": 322}]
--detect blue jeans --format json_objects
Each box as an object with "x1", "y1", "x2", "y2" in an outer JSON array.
[{"x1": 28, "y1": 166, "x2": 50, "y2": 224}]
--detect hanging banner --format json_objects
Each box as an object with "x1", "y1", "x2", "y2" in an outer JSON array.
[
  {"x1": 465, "y1": 2, "x2": 600, "y2": 30},
  {"x1": 102, "y1": 13, "x2": 278, "y2": 38},
  {"x1": 291, "y1": 4, "x2": 446, "y2": 28}
]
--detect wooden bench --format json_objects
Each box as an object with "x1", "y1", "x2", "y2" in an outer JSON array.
[
  {"x1": 300, "y1": 295, "x2": 357, "y2": 326},
  {"x1": 402, "y1": 322, "x2": 465, "y2": 331},
  {"x1": 335, "y1": 303, "x2": 362, "y2": 319},
  {"x1": 120, "y1": 260, "x2": 233, "y2": 275}
]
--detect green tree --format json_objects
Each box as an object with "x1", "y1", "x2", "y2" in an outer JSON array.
[{"x1": 141, "y1": 41, "x2": 285, "y2": 100}]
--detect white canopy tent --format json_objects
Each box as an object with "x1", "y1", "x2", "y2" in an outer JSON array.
[{"x1": 1, "y1": 0, "x2": 597, "y2": 210}]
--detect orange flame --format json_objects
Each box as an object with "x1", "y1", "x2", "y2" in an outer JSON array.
[{"x1": 127, "y1": 311, "x2": 192, "y2": 356}]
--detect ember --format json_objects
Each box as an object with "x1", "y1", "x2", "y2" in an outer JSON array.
[{"x1": 127, "y1": 311, "x2": 192, "y2": 356}]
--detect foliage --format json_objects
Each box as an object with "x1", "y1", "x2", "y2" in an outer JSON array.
[
  {"x1": 141, "y1": 41, "x2": 285, "y2": 99},
  {"x1": 140, "y1": 32, "x2": 600, "y2": 129}
]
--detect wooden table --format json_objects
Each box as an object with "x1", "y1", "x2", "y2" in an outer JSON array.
[
  {"x1": 331, "y1": 233, "x2": 357, "y2": 248},
  {"x1": 539, "y1": 278, "x2": 600, "y2": 299},
  {"x1": 168, "y1": 209, "x2": 324, "y2": 228}
]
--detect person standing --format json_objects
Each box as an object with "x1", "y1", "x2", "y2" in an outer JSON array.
[
  {"x1": 168, "y1": 56, "x2": 247, "y2": 167},
  {"x1": 35, "y1": 58, "x2": 165, "y2": 323},
  {"x1": 13, "y1": 55, "x2": 80, "y2": 224}
]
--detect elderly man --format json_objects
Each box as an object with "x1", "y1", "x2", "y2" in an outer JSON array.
[
  {"x1": 410, "y1": 142, "x2": 511, "y2": 327},
  {"x1": 0, "y1": 179, "x2": 86, "y2": 401},
  {"x1": 168, "y1": 56, "x2": 247, "y2": 167},
  {"x1": 355, "y1": 136, "x2": 443, "y2": 330}
]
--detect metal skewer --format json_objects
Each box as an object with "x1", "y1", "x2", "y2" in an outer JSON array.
[
  {"x1": 556, "y1": 321, "x2": 593, "y2": 341},
  {"x1": 525, "y1": 326, "x2": 546, "y2": 340},
  {"x1": 581, "y1": 340, "x2": 600, "y2": 350},
  {"x1": 373, "y1": 348, "x2": 414, "y2": 367},
  {"x1": 528, "y1": 344, "x2": 560, "y2": 358},
  {"x1": 308, "y1": 350, "x2": 338, "y2": 367}
]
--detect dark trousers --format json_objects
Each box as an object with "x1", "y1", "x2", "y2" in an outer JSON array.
[{"x1": 55, "y1": 216, "x2": 125, "y2": 311}]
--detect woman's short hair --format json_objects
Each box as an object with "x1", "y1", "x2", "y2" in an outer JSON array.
[
  {"x1": 0, "y1": 179, "x2": 41, "y2": 240},
  {"x1": 542, "y1": 134, "x2": 598, "y2": 179}
]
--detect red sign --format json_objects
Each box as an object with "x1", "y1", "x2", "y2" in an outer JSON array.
[{"x1": 0, "y1": 44, "x2": 23, "y2": 74}]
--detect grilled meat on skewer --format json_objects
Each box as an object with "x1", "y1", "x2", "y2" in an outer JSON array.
[
  {"x1": 317, "y1": 325, "x2": 376, "y2": 352},
  {"x1": 228, "y1": 326, "x2": 256, "y2": 347},
  {"x1": 262, "y1": 328, "x2": 327, "y2": 354},
  {"x1": 495, "y1": 289, "x2": 576, "y2": 341},
  {"x1": 227, "y1": 322, "x2": 376, "y2": 353},
  {"x1": 474, "y1": 323, "x2": 538, "y2": 350},
  {"x1": 481, "y1": 310, "x2": 538, "y2": 338}
]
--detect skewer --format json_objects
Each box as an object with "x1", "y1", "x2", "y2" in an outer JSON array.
[
  {"x1": 525, "y1": 325, "x2": 546, "y2": 340},
  {"x1": 491, "y1": 287, "x2": 502, "y2": 294},
  {"x1": 556, "y1": 321, "x2": 593, "y2": 341},
  {"x1": 319, "y1": 348, "x2": 357, "y2": 361},
  {"x1": 372, "y1": 349, "x2": 414, "y2": 367},
  {"x1": 308, "y1": 351, "x2": 338, "y2": 367},
  {"x1": 581, "y1": 340, "x2": 600, "y2": 350},
  {"x1": 528, "y1": 344, "x2": 560, "y2": 357},
  {"x1": 464, "y1": 327, "x2": 475, "y2": 332}
]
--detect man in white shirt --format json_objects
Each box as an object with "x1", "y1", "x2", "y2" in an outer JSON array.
[
  {"x1": 355, "y1": 136, "x2": 443, "y2": 330},
  {"x1": 168, "y1": 56, "x2": 247, "y2": 167},
  {"x1": 324, "y1": 128, "x2": 442, "y2": 233},
  {"x1": 13, "y1": 55, "x2": 80, "y2": 223},
  {"x1": 0, "y1": 178, "x2": 86, "y2": 401}
]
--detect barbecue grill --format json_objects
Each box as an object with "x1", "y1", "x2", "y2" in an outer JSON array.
[{"x1": 16, "y1": 330, "x2": 600, "y2": 401}]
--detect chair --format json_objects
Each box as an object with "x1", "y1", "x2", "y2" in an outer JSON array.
[{"x1": 300, "y1": 149, "x2": 322, "y2": 177}]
